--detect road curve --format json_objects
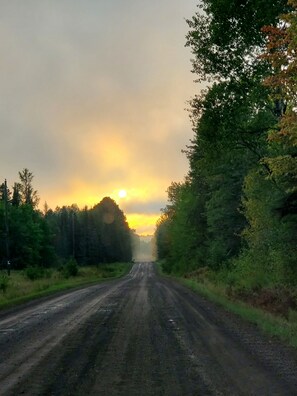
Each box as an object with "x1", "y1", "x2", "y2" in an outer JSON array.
[{"x1": 0, "y1": 263, "x2": 296, "y2": 395}]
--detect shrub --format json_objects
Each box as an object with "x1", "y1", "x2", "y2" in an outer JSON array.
[
  {"x1": 0, "y1": 273, "x2": 9, "y2": 293},
  {"x1": 25, "y1": 267, "x2": 45, "y2": 281},
  {"x1": 63, "y1": 258, "x2": 79, "y2": 278}
]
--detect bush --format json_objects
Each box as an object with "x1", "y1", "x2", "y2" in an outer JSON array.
[
  {"x1": 161, "y1": 259, "x2": 173, "y2": 274},
  {"x1": 25, "y1": 267, "x2": 53, "y2": 281},
  {"x1": 25, "y1": 267, "x2": 45, "y2": 281},
  {"x1": 0, "y1": 273, "x2": 9, "y2": 293},
  {"x1": 63, "y1": 258, "x2": 79, "y2": 278}
]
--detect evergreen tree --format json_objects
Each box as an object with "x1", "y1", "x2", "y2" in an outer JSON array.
[
  {"x1": 11, "y1": 183, "x2": 22, "y2": 207},
  {"x1": 18, "y1": 168, "x2": 39, "y2": 208}
]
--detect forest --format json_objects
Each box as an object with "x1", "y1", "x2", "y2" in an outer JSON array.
[
  {"x1": 0, "y1": 169, "x2": 133, "y2": 271},
  {"x1": 155, "y1": 0, "x2": 297, "y2": 294}
]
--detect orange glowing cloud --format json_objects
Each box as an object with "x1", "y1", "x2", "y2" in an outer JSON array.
[{"x1": 81, "y1": 131, "x2": 131, "y2": 170}]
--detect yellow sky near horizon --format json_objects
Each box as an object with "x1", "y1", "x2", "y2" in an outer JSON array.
[
  {"x1": 43, "y1": 183, "x2": 163, "y2": 236},
  {"x1": 126, "y1": 213, "x2": 160, "y2": 236}
]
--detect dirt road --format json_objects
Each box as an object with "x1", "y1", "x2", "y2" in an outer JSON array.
[{"x1": 0, "y1": 263, "x2": 296, "y2": 395}]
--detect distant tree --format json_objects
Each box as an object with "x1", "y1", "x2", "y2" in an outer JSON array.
[
  {"x1": 9, "y1": 205, "x2": 43, "y2": 269},
  {"x1": 0, "y1": 170, "x2": 132, "y2": 268},
  {"x1": 0, "y1": 182, "x2": 11, "y2": 202},
  {"x1": 91, "y1": 197, "x2": 132, "y2": 263},
  {"x1": 18, "y1": 168, "x2": 39, "y2": 208},
  {"x1": 43, "y1": 201, "x2": 49, "y2": 215},
  {"x1": 155, "y1": 212, "x2": 172, "y2": 261},
  {"x1": 53, "y1": 206, "x2": 73, "y2": 260},
  {"x1": 11, "y1": 183, "x2": 22, "y2": 207}
]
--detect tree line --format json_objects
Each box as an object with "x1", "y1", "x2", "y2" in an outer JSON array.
[
  {"x1": 155, "y1": 0, "x2": 297, "y2": 287},
  {"x1": 0, "y1": 169, "x2": 133, "y2": 270}
]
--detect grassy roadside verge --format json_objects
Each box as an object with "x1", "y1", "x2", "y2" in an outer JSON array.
[
  {"x1": 0, "y1": 262, "x2": 132, "y2": 311},
  {"x1": 156, "y1": 261, "x2": 297, "y2": 348}
]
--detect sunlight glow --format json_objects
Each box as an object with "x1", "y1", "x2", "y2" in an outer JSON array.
[
  {"x1": 126, "y1": 213, "x2": 159, "y2": 235},
  {"x1": 118, "y1": 189, "x2": 127, "y2": 198},
  {"x1": 44, "y1": 179, "x2": 163, "y2": 235}
]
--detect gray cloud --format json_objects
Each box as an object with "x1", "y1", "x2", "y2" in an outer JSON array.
[
  {"x1": 0, "y1": 0, "x2": 201, "y2": 232},
  {"x1": 121, "y1": 199, "x2": 165, "y2": 215}
]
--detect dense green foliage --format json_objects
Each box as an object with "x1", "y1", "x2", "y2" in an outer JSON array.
[
  {"x1": 0, "y1": 169, "x2": 133, "y2": 271},
  {"x1": 155, "y1": 0, "x2": 297, "y2": 288}
]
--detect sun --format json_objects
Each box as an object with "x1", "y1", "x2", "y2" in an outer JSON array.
[{"x1": 118, "y1": 189, "x2": 127, "y2": 198}]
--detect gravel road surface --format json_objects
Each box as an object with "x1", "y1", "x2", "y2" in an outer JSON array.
[{"x1": 0, "y1": 263, "x2": 297, "y2": 395}]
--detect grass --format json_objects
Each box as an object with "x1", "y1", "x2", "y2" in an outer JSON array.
[
  {"x1": 157, "y1": 261, "x2": 297, "y2": 348},
  {"x1": 0, "y1": 262, "x2": 132, "y2": 311}
]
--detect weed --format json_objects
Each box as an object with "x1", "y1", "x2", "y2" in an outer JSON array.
[{"x1": 179, "y1": 276, "x2": 297, "y2": 348}]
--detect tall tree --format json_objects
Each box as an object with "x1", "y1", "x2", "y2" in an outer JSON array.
[
  {"x1": 0, "y1": 182, "x2": 11, "y2": 202},
  {"x1": 19, "y1": 168, "x2": 39, "y2": 208},
  {"x1": 156, "y1": 0, "x2": 291, "y2": 280},
  {"x1": 11, "y1": 183, "x2": 22, "y2": 207}
]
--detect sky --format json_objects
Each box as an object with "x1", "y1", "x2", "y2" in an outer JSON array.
[{"x1": 0, "y1": 0, "x2": 202, "y2": 235}]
